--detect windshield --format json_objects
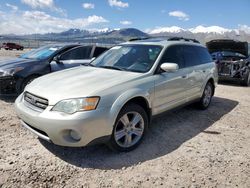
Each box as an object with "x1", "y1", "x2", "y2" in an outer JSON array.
[
  {"x1": 90, "y1": 45, "x2": 162, "y2": 73},
  {"x1": 20, "y1": 45, "x2": 62, "y2": 60}
]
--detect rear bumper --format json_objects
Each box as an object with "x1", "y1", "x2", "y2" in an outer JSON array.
[{"x1": 0, "y1": 76, "x2": 17, "y2": 94}]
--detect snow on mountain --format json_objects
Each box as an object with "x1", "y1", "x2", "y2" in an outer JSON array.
[
  {"x1": 148, "y1": 26, "x2": 185, "y2": 34},
  {"x1": 189, "y1": 26, "x2": 232, "y2": 34},
  {"x1": 147, "y1": 25, "x2": 238, "y2": 35}
]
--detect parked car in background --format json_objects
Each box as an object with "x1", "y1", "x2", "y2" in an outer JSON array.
[
  {"x1": 0, "y1": 44, "x2": 109, "y2": 94},
  {"x1": 15, "y1": 37, "x2": 218, "y2": 152},
  {"x1": 206, "y1": 39, "x2": 250, "y2": 86},
  {"x1": 2, "y1": 42, "x2": 24, "y2": 50}
]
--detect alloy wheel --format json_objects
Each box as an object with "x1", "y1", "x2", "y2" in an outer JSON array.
[{"x1": 114, "y1": 111, "x2": 144, "y2": 148}]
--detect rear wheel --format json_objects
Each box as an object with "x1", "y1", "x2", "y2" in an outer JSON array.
[
  {"x1": 197, "y1": 82, "x2": 213, "y2": 110},
  {"x1": 108, "y1": 103, "x2": 148, "y2": 152}
]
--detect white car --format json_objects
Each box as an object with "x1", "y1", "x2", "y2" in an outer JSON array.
[{"x1": 15, "y1": 37, "x2": 218, "y2": 151}]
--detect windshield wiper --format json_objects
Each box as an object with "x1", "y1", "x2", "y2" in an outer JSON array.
[
  {"x1": 100, "y1": 65, "x2": 126, "y2": 71},
  {"x1": 81, "y1": 63, "x2": 95, "y2": 67}
]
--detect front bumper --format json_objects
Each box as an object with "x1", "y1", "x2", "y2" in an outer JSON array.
[
  {"x1": 0, "y1": 76, "x2": 16, "y2": 94},
  {"x1": 15, "y1": 94, "x2": 113, "y2": 147}
]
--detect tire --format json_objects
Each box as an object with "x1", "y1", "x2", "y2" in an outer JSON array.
[
  {"x1": 108, "y1": 103, "x2": 148, "y2": 152},
  {"x1": 241, "y1": 70, "x2": 250, "y2": 86},
  {"x1": 197, "y1": 82, "x2": 213, "y2": 110},
  {"x1": 17, "y1": 76, "x2": 38, "y2": 94}
]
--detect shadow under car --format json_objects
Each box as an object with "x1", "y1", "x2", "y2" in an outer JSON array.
[{"x1": 39, "y1": 96, "x2": 238, "y2": 170}]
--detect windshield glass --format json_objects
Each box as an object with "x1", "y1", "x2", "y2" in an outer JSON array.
[
  {"x1": 90, "y1": 45, "x2": 162, "y2": 73},
  {"x1": 20, "y1": 45, "x2": 62, "y2": 60}
]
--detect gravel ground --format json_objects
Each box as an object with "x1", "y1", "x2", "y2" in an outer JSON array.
[
  {"x1": 0, "y1": 48, "x2": 31, "y2": 60},
  {"x1": 0, "y1": 51, "x2": 250, "y2": 187}
]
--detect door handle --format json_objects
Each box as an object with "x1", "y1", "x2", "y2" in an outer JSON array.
[{"x1": 182, "y1": 75, "x2": 188, "y2": 79}]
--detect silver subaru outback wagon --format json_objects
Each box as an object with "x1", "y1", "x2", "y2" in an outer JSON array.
[{"x1": 15, "y1": 37, "x2": 218, "y2": 151}]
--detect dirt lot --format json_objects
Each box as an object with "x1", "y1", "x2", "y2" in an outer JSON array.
[
  {"x1": 0, "y1": 48, "x2": 31, "y2": 60},
  {"x1": 0, "y1": 51, "x2": 250, "y2": 187}
]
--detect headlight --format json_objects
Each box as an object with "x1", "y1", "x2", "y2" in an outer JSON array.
[
  {"x1": 0, "y1": 67, "x2": 24, "y2": 77},
  {"x1": 52, "y1": 97, "x2": 100, "y2": 114}
]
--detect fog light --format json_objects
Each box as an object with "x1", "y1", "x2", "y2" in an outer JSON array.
[{"x1": 69, "y1": 130, "x2": 81, "y2": 141}]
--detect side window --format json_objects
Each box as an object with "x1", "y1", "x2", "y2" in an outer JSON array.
[
  {"x1": 160, "y1": 45, "x2": 185, "y2": 69},
  {"x1": 60, "y1": 46, "x2": 92, "y2": 60},
  {"x1": 196, "y1": 47, "x2": 213, "y2": 64},
  {"x1": 93, "y1": 47, "x2": 108, "y2": 58},
  {"x1": 182, "y1": 45, "x2": 201, "y2": 67}
]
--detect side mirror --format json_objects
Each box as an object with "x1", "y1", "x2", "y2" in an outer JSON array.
[
  {"x1": 53, "y1": 55, "x2": 63, "y2": 64},
  {"x1": 160, "y1": 63, "x2": 179, "y2": 72}
]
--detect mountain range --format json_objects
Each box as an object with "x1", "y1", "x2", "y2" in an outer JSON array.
[{"x1": 1, "y1": 26, "x2": 249, "y2": 46}]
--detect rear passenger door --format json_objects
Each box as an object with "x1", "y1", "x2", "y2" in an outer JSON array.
[
  {"x1": 182, "y1": 45, "x2": 205, "y2": 98},
  {"x1": 50, "y1": 46, "x2": 93, "y2": 72}
]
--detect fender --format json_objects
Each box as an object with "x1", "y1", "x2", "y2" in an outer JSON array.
[
  {"x1": 108, "y1": 88, "x2": 152, "y2": 127},
  {"x1": 200, "y1": 65, "x2": 218, "y2": 97}
]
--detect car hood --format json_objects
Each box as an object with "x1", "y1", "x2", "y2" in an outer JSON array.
[
  {"x1": 25, "y1": 66, "x2": 144, "y2": 105},
  {"x1": 0, "y1": 58, "x2": 38, "y2": 70},
  {"x1": 206, "y1": 40, "x2": 248, "y2": 57}
]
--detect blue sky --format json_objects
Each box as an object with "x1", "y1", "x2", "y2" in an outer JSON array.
[{"x1": 0, "y1": 0, "x2": 250, "y2": 34}]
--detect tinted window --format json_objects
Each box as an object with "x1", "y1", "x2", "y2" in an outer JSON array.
[
  {"x1": 182, "y1": 45, "x2": 201, "y2": 67},
  {"x1": 160, "y1": 45, "x2": 185, "y2": 68},
  {"x1": 61, "y1": 46, "x2": 92, "y2": 60},
  {"x1": 93, "y1": 47, "x2": 108, "y2": 58},
  {"x1": 196, "y1": 47, "x2": 213, "y2": 63}
]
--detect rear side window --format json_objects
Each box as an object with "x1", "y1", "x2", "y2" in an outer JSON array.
[
  {"x1": 196, "y1": 47, "x2": 213, "y2": 64},
  {"x1": 182, "y1": 45, "x2": 201, "y2": 67},
  {"x1": 160, "y1": 45, "x2": 185, "y2": 68},
  {"x1": 93, "y1": 47, "x2": 108, "y2": 58},
  {"x1": 60, "y1": 46, "x2": 92, "y2": 60}
]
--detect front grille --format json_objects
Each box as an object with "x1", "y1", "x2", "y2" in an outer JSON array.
[{"x1": 24, "y1": 92, "x2": 48, "y2": 110}]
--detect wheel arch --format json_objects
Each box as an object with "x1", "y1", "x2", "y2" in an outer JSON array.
[
  {"x1": 207, "y1": 78, "x2": 215, "y2": 96},
  {"x1": 109, "y1": 89, "x2": 152, "y2": 127}
]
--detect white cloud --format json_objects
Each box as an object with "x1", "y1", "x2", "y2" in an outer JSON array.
[
  {"x1": 21, "y1": 0, "x2": 66, "y2": 15},
  {"x1": 120, "y1": 20, "x2": 132, "y2": 25},
  {"x1": 6, "y1": 3, "x2": 18, "y2": 11},
  {"x1": 169, "y1": 10, "x2": 190, "y2": 21},
  {"x1": 0, "y1": 11, "x2": 109, "y2": 35},
  {"x1": 82, "y1": 3, "x2": 95, "y2": 9},
  {"x1": 108, "y1": 0, "x2": 129, "y2": 8}
]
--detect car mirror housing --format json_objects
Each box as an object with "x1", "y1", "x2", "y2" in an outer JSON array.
[
  {"x1": 160, "y1": 63, "x2": 179, "y2": 72},
  {"x1": 53, "y1": 55, "x2": 63, "y2": 64}
]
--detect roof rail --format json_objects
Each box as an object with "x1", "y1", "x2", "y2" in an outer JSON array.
[
  {"x1": 128, "y1": 37, "x2": 151, "y2": 42},
  {"x1": 128, "y1": 36, "x2": 200, "y2": 43},
  {"x1": 167, "y1": 37, "x2": 200, "y2": 43}
]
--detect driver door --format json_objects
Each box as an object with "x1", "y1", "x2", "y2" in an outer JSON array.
[{"x1": 152, "y1": 45, "x2": 190, "y2": 115}]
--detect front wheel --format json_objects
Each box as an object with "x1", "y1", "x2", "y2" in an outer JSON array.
[
  {"x1": 241, "y1": 70, "x2": 250, "y2": 86},
  {"x1": 197, "y1": 82, "x2": 213, "y2": 110},
  {"x1": 17, "y1": 76, "x2": 38, "y2": 94},
  {"x1": 108, "y1": 103, "x2": 148, "y2": 152}
]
